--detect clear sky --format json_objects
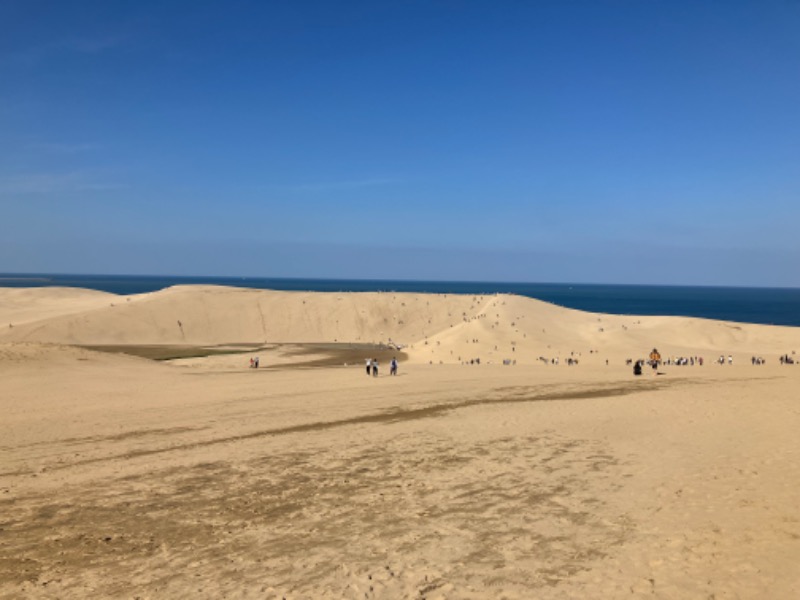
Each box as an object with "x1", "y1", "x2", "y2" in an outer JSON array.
[{"x1": 2, "y1": 1, "x2": 799, "y2": 286}]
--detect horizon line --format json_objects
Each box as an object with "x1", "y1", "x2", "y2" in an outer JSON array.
[{"x1": 1, "y1": 271, "x2": 799, "y2": 292}]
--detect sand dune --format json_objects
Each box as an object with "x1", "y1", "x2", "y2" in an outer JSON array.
[
  {"x1": 1, "y1": 285, "x2": 797, "y2": 364},
  {"x1": 0, "y1": 287, "x2": 117, "y2": 327},
  {"x1": 0, "y1": 286, "x2": 480, "y2": 348},
  {"x1": 1, "y1": 286, "x2": 799, "y2": 599}
]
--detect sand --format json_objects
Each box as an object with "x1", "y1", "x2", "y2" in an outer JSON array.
[{"x1": 1, "y1": 286, "x2": 799, "y2": 599}]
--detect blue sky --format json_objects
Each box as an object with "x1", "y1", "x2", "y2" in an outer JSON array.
[{"x1": 2, "y1": 0, "x2": 799, "y2": 286}]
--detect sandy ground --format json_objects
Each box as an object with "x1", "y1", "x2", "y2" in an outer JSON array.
[{"x1": 1, "y1": 287, "x2": 799, "y2": 599}]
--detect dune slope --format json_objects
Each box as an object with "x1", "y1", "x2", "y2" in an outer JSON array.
[{"x1": 0, "y1": 285, "x2": 797, "y2": 364}]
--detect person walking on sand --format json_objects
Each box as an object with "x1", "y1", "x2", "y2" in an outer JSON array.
[
  {"x1": 390, "y1": 357, "x2": 398, "y2": 376},
  {"x1": 366, "y1": 358, "x2": 372, "y2": 376},
  {"x1": 372, "y1": 359, "x2": 379, "y2": 377},
  {"x1": 649, "y1": 348, "x2": 661, "y2": 371}
]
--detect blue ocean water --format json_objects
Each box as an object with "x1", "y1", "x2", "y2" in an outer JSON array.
[{"x1": 1, "y1": 273, "x2": 799, "y2": 327}]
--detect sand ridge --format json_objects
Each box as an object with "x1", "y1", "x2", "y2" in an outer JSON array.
[{"x1": 1, "y1": 285, "x2": 798, "y2": 365}]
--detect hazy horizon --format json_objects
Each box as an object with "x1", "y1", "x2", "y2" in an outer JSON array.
[{"x1": 3, "y1": 269, "x2": 800, "y2": 291}]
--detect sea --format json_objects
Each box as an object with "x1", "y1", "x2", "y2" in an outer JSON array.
[{"x1": 1, "y1": 273, "x2": 799, "y2": 327}]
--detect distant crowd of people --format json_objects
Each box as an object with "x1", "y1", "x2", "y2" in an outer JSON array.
[
  {"x1": 243, "y1": 346, "x2": 796, "y2": 376},
  {"x1": 539, "y1": 357, "x2": 561, "y2": 365},
  {"x1": 663, "y1": 356, "x2": 704, "y2": 366}
]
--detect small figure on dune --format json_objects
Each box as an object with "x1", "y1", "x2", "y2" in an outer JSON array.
[
  {"x1": 366, "y1": 358, "x2": 372, "y2": 376},
  {"x1": 649, "y1": 348, "x2": 661, "y2": 371},
  {"x1": 372, "y1": 359, "x2": 379, "y2": 377},
  {"x1": 390, "y1": 357, "x2": 398, "y2": 376}
]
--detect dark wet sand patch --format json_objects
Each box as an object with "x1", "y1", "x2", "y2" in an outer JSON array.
[
  {"x1": 80, "y1": 344, "x2": 272, "y2": 361},
  {"x1": 79, "y1": 342, "x2": 407, "y2": 368}
]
